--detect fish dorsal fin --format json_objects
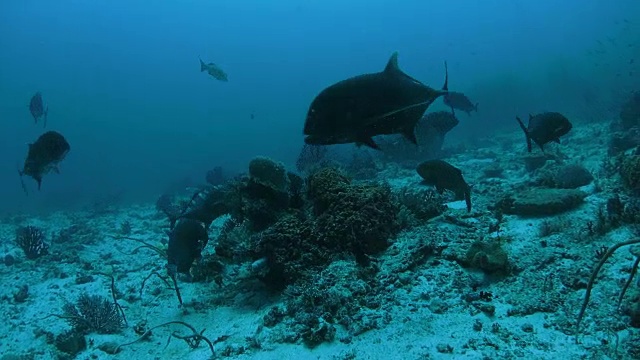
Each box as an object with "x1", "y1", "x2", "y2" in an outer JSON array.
[{"x1": 384, "y1": 52, "x2": 400, "y2": 74}]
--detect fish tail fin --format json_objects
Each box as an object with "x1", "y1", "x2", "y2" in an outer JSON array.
[
  {"x1": 17, "y1": 163, "x2": 28, "y2": 195},
  {"x1": 442, "y1": 61, "x2": 449, "y2": 92},
  {"x1": 44, "y1": 106, "x2": 48, "y2": 127},
  {"x1": 516, "y1": 116, "x2": 532, "y2": 153},
  {"x1": 464, "y1": 185, "x2": 472, "y2": 212},
  {"x1": 199, "y1": 58, "x2": 206, "y2": 72}
]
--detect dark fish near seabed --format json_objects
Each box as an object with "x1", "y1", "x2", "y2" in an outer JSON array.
[
  {"x1": 28, "y1": 92, "x2": 48, "y2": 127},
  {"x1": 516, "y1": 112, "x2": 572, "y2": 152},
  {"x1": 417, "y1": 159, "x2": 471, "y2": 212},
  {"x1": 199, "y1": 58, "x2": 228, "y2": 82},
  {"x1": 167, "y1": 218, "x2": 208, "y2": 276},
  {"x1": 443, "y1": 91, "x2": 478, "y2": 115},
  {"x1": 303, "y1": 52, "x2": 448, "y2": 150},
  {"x1": 18, "y1": 131, "x2": 70, "y2": 193}
]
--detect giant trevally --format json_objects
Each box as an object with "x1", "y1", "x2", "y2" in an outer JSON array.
[
  {"x1": 18, "y1": 131, "x2": 70, "y2": 193},
  {"x1": 199, "y1": 58, "x2": 228, "y2": 82},
  {"x1": 303, "y1": 52, "x2": 448, "y2": 150},
  {"x1": 28, "y1": 92, "x2": 48, "y2": 127},
  {"x1": 516, "y1": 112, "x2": 572, "y2": 152}
]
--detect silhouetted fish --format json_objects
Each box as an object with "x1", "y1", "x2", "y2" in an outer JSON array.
[
  {"x1": 516, "y1": 112, "x2": 572, "y2": 152},
  {"x1": 417, "y1": 159, "x2": 471, "y2": 212},
  {"x1": 18, "y1": 131, "x2": 70, "y2": 193},
  {"x1": 167, "y1": 218, "x2": 208, "y2": 275},
  {"x1": 419, "y1": 110, "x2": 459, "y2": 137},
  {"x1": 413, "y1": 110, "x2": 459, "y2": 157},
  {"x1": 443, "y1": 91, "x2": 478, "y2": 115},
  {"x1": 199, "y1": 58, "x2": 228, "y2": 82},
  {"x1": 28, "y1": 92, "x2": 48, "y2": 127},
  {"x1": 303, "y1": 52, "x2": 448, "y2": 150}
]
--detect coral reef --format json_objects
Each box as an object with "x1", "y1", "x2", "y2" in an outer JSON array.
[
  {"x1": 534, "y1": 163, "x2": 593, "y2": 189},
  {"x1": 462, "y1": 240, "x2": 510, "y2": 275},
  {"x1": 620, "y1": 154, "x2": 640, "y2": 193},
  {"x1": 620, "y1": 91, "x2": 640, "y2": 130},
  {"x1": 496, "y1": 188, "x2": 586, "y2": 216},
  {"x1": 249, "y1": 156, "x2": 289, "y2": 194},
  {"x1": 62, "y1": 293, "x2": 124, "y2": 334},
  {"x1": 14, "y1": 226, "x2": 48, "y2": 259}
]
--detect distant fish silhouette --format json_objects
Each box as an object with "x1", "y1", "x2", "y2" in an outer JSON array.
[
  {"x1": 443, "y1": 91, "x2": 478, "y2": 115},
  {"x1": 18, "y1": 131, "x2": 70, "y2": 193},
  {"x1": 199, "y1": 58, "x2": 228, "y2": 82},
  {"x1": 28, "y1": 92, "x2": 48, "y2": 127},
  {"x1": 303, "y1": 52, "x2": 448, "y2": 150}
]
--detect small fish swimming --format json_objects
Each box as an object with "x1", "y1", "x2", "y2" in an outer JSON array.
[
  {"x1": 516, "y1": 112, "x2": 572, "y2": 152},
  {"x1": 28, "y1": 92, "x2": 48, "y2": 127},
  {"x1": 303, "y1": 52, "x2": 448, "y2": 150},
  {"x1": 18, "y1": 131, "x2": 70, "y2": 193},
  {"x1": 443, "y1": 91, "x2": 478, "y2": 115},
  {"x1": 417, "y1": 159, "x2": 471, "y2": 212},
  {"x1": 199, "y1": 58, "x2": 228, "y2": 82}
]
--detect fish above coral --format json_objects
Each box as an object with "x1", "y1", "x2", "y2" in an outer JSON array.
[
  {"x1": 303, "y1": 52, "x2": 448, "y2": 150},
  {"x1": 199, "y1": 57, "x2": 228, "y2": 82},
  {"x1": 516, "y1": 112, "x2": 572, "y2": 152},
  {"x1": 417, "y1": 159, "x2": 471, "y2": 212},
  {"x1": 28, "y1": 92, "x2": 48, "y2": 127},
  {"x1": 18, "y1": 130, "x2": 70, "y2": 193}
]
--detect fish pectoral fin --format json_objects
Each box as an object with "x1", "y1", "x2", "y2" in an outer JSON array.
[
  {"x1": 357, "y1": 137, "x2": 381, "y2": 150},
  {"x1": 516, "y1": 117, "x2": 532, "y2": 153}
]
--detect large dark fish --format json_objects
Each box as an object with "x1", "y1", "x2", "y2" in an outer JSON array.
[
  {"x1": 412, "y1": 110, "x2": 459, "y2": 158},
  {"x1": 418, "y1": 110, "x2": 459, "y2": 138},
  {"x1": 28, "y1": 92, "x2": 48, "y2": 127},
  {"x1": 167, "y1": 218, "x2": 208, "y2": 275},
  {"x1": 516, "y1": 112, "x2": 572, "y2": 152},
  {"x1": 199, "y1": 58, "x2": 228, "y2": 82},
  {"x1": 18, "y1": 131, "x2": 70, "y2": 193},
  {"x1": 303, "y1": 52, "x2": 448, "y2": 150},
  {"x1": 417, "y1": 159, "x2": 471, "y2": 212},
  {"x1": 443, "y1": 91, "x2": 477, "y2": 115}
]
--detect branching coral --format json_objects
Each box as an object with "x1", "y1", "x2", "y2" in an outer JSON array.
[
  {"x1": 314, "y1": 183, "x2": 399, "y2": 255},
  {"x1": 576, "y1": 238, "x2": 640, "y2": 338},
  {"x1": 15, "y1": 225, "x2": 49, "y2": 259},
  {"x1": 62, "y1": 293, "x2": 124, "y2": 334}
]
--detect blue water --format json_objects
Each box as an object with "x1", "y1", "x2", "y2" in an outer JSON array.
[{"x1": 0, "y1": 0, "x2": 638, "y2": 213}]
